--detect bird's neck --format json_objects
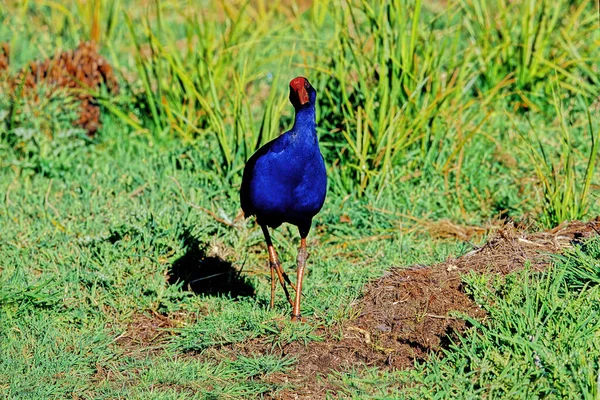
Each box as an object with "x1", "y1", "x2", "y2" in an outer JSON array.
[{"x1": 292, "y1": 105, "x2": 316, "y2": 136}]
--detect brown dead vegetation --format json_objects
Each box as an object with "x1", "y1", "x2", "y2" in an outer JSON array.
[{"x1": 1, "y1": 41, "x2": 118, "y2": 135}]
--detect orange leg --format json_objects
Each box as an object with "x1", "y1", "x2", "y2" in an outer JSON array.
[
  {"x1": 267, "y1": 244, "x2": 294, "y2": 307},
  {"x1": 262, "y1": 225, "x2": 296, "y2": 308},
  {"x1": 276, "y1": 261, "x2": 297, "y2": 293},
  {"x1": 269, "y1": 260, "x2": 276, "y2": 309},
  {"x1": 292, "y1": 237, "x2": 308, "y2": 321}
]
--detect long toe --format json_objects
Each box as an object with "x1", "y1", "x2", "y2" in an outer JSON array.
[{"x1": 291, "y1": 314, "x2": 306, "y2": 322}]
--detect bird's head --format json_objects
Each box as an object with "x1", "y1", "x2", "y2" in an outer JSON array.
[{"x1": 289, "y1": 77, "x2": 316, "y2": 109}]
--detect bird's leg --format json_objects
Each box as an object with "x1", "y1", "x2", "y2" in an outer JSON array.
[
  {"x1": 292, "y1": 237, "x2": 308, "y2": 321},
  {"x1": 269, "y1": 260, "x2": 276, "y2": 309},
  {"x1": 267, "y1": 244, "x2": 294, "y2": 307},
  {"x1": 261, "y1": 225, "x2": 294, "y2": 308},
  {"x1": 277, "y1": 264, "x2": 298, "y2": 292}
]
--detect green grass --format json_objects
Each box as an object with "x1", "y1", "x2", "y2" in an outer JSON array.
[
  {"x1": 519, "y1": 90, "x2": 599, "y2": 227},
  {"x1": 0, "y1": 119, "x2": 477, "y2": 398},
  {"x1": 315, "y1": 241, "x2": 600, "y2": 399},
  {"x1": 1, "y1": 0, "x2": 600, "y2": 398}
]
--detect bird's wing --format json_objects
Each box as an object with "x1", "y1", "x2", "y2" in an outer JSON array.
[{"x1": 240, "y1": 133, "x2": 290, "y2": 215}]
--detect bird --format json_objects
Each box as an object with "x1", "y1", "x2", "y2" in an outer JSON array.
[{"x1": 240, "y1": 76, "x2": 327, "y2": 321}]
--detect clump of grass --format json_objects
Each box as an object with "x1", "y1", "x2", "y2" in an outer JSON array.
[
  {"x1": 320, "y1": 0, "x2": 486, "y2": 195},
  {"x1": 520, "y1": 89, "x2": 599, "y2": 227},
  {"x1": 445, "y1": 246, "x2": 600, "y2": 398},
  {"x1": 459, "y1": 0, "x2": 598, "y2": 100},
  {"x1": 0, "y1": 85, "x2": 91, "y2": 176},
  {"x1": 318, "y1": 0, "x2": 597, "y2": 196}
]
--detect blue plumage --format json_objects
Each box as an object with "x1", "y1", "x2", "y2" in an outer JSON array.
[{"x1": 240, "y1": 77, "x2": 327, "y2": 320}]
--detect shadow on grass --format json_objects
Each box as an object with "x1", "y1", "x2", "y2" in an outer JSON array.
[{"x1": 169, "y1": 229, "x2": 255, "y2": 298}]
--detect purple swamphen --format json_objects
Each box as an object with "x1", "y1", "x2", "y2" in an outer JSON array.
[{"x1": 240, "y1": 77, "x2": 327, "y2": 321}]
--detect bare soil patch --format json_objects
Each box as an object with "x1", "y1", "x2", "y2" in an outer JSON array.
[{"x1": 113, "y1": 311, "x2": 199, "y2": 357}]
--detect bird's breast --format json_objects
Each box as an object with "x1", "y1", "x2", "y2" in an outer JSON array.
[{"x1": 247, "y1": 144, "x2": 326, "y2": 221}]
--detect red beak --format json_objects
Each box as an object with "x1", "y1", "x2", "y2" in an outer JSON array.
[{"x1": 296, "y1": 87, "x2": 309, "y2": 105}]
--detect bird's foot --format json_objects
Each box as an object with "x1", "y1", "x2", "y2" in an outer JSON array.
[{"x1": 290, "y1": 314, "x2": 306, "y2": 323}]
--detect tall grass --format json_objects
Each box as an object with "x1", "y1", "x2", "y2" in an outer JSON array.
[
  {"x1": 0, "y1": 1, "x2": 125, "y2": 61},
  {"x1": 320, "y1": 0, "x2": 494, "y2": 195},
  {"x1": 317, "y1": 0, "x2": 598, "y2": 195},
  {"x1": 124, "y1": 0, "x2": 311, "y2": 181},
  {"x1": 519, "y1": 89, "x2": 599, "y2": 227},
  {"x1": 2, "y1": 0, "x2": 598, "y2": 219},
  {"x1": 119, "y1": 0, "x2": 598, "y2": 197},
  {"x1": 459, "y1": 0, "x2": 598, "y2": 99}
]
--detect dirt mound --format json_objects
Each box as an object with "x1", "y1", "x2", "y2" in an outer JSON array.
[
  {"x1": 2, "y1": 41, "x2": 118, "y2": 135},
  {"x1": 334, "y1": 220, "x2": 599, "y2": 368},
  {"x1": 257, "y1": 219, "x2": 600, "y2": 398}
]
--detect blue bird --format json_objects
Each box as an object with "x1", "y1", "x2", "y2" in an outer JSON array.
[{"x1": 240, "y1": 77, "x2": 327, "y2": 320}]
